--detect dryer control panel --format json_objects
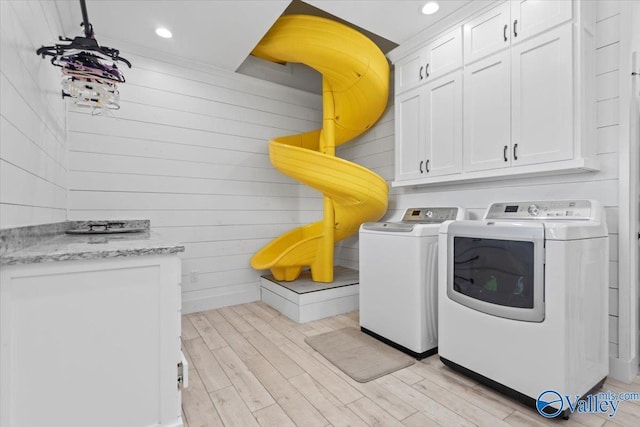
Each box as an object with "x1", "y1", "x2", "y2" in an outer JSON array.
[
  {"x1": 401, "y1": 207, "x2": 461, "y2": 223},
  {"x1": 485, "y1": 200, "x2": 592, "y2": 220}
]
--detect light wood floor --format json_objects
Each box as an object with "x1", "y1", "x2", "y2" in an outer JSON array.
[{"x1": 180, "y1": 301, "x2": 640, "y2": 427}]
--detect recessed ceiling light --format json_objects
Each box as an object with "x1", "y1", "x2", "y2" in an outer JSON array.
[
  {"x1": 422, "y1": 1, "x2": 440, "y2": 15},
  {"x1": 155, "y1": 27, "x2": 172, "y2": 39}
]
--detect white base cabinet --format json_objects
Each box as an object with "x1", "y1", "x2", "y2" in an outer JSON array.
[{"x1": 0, "y1": 255, "x2": 184, "y2": 427}]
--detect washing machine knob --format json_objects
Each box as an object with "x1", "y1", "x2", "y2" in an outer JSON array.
[
  {"x1": 527, "y1": 204, "x2": 540, "y2": 216},
  {"x1": 425, "y1": 210, "x2": 433, "y2": 218}
]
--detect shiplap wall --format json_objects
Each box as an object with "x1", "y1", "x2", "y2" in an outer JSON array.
[
  {"x1": 24, "y1": 0, "x2": 624, "y2": 350},
  {"x1": 0, "y1": 0, "x2": 67, "y2": 228},
  {"x1": 66, "y1": 51, "x2": 323, "y2": 313},
  {"x1": 337, "y1": 1, "x2": 624, "y2": 359}
]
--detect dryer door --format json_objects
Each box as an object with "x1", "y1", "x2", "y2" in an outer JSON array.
[{"x1": 446, "y1": 221, "x2": 545, "y2": 322}]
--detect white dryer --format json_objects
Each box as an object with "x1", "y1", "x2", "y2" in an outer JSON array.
[
  {"x1": 438, "y1": 200, "x2": 609, "y2": 418},
  {"x1": 359, "y1": 207, "x2": 466, "y2": 358}
]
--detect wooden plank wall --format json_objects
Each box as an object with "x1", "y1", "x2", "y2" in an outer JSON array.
[
  {"x1": 66, "y1": 52, "x2": 323, "y2": 313},
  {"x1": 0, "y1": 1, "x2": 67, "y2": 228},
  {"x1": 337, "y1": 0, "x2": 624, "y2": 361}
]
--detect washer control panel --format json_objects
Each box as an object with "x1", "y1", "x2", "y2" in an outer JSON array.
[
  {"x1": 401, "y1": 207, "x2": 461, "y2": 223},
  {"x1": 485, "y1": 200, "x2": 592, "y2": 220}
]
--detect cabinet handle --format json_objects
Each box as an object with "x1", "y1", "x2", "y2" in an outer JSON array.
[
  {"x1": 426, "y1": 159, "x2": 430, "y2": 173},
  {"x1": 513, "y1": 19, "x2": 518, "y2": 37},
  {"x1": 425, "y1": 63, "x2": 430, "y2": 78},
  {"x1": 503, "y1": 145, "x2": 508, "y2": 162},
  {"x1": 503, "y1": 24, "x2": 508, "y2": 42},
  {"x1": 513, "y1": 143, "x2": 518, "y2": 160},
  {"x1": 419, "y1": 66, "x2": 424, "y2": 80},
  {"x1": 419, "y1": 160, "x2": 424, "y2": 173}
]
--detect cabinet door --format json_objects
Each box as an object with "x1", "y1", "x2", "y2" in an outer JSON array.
[
  {"x1": 424, "y1": 71, "x2": 463, "y2": 177},
  {"x1": 511, "y1": 25, "x2": 573, "y2": 166},
  {"x1": 394, "y1": 88, "x2": 425, "y2": 181},
  {"x1": 0, "y1": 256, "x2": 182, "y2": 427},
  {"x1": 396, "y1": 27, "x2": 462, "y2": 94},
  {"x1": 463, "y1": 1, "x2": 511, "y2": 65},
  {"x1": 511, "y1": 0, "x2": 572, "y2": 44},
  {"x1": 422, "y1": 27, "x2": 463, "y2": 81},
  {"x1": 395, "y1": 51, "x2": 424, "y2": 94},
  {"x1": 463, "y1": 50, "x2": 511, "y2": 172}
]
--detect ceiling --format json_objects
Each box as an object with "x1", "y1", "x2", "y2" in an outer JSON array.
[{"x1": 56, "y1": 0, "x2": 474, "y2": 73}]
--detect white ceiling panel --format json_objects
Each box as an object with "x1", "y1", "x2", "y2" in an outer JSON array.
[
  {"x1": 306, "y1": 0, "x2": 473, "y2": 44},
  {"x1": 53, "y1": 0, "x2": 477, "y2": 72},
  {"x1": 57, "y1": 0, "x2": 290, "y2": 71}
]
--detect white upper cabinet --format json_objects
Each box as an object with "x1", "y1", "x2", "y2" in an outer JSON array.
[
  {"x1": 394, "y1": 71, "x2": 463, "y2": 181},
  {"x1": 464, "y1": 0, "x2": 572, "y2": 65},
  {"x1": 390, "y1": 0, "x2": 596, "y2": 187},
  {"x1": 464, "y1": 1, "x2": 512, "y2": 65},
  {"x1": 395, "y1": 89, "x2": 424, "y2": 182},
  {"x1": 395, "y1": 27, "x2": 462, "y2": 95},
  {"x1": 511, "y1": 0, "x2": 573, "y2": 43},
  {"x1": 464, "y1": 23, "x2": 574, "y2": 173},
  {"x1": 463, "y1": 50, "x2": 512, "y2": 172},
  {"x1": 425, "y1": 72, "x2": 463, "y2": 177},
  {"x1": 511, "y1": 25, "x2": 573, "y2": 166}
]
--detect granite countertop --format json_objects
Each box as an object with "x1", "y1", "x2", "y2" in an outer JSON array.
[{"x1": 1, "y1": 220, "x2": 184, "y2": 266}]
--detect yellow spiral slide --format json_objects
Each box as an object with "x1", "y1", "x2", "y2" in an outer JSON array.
[{"x1": 250, "y1": 15, "x2": 389, "y2": 283}]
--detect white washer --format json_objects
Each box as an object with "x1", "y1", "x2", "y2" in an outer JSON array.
[
  {"x1": 439, "y1": 200, "x2": 609, "y2": 417},
  {"x1": 359, "y1": 207, "x2": 466, "y2": 358}
]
